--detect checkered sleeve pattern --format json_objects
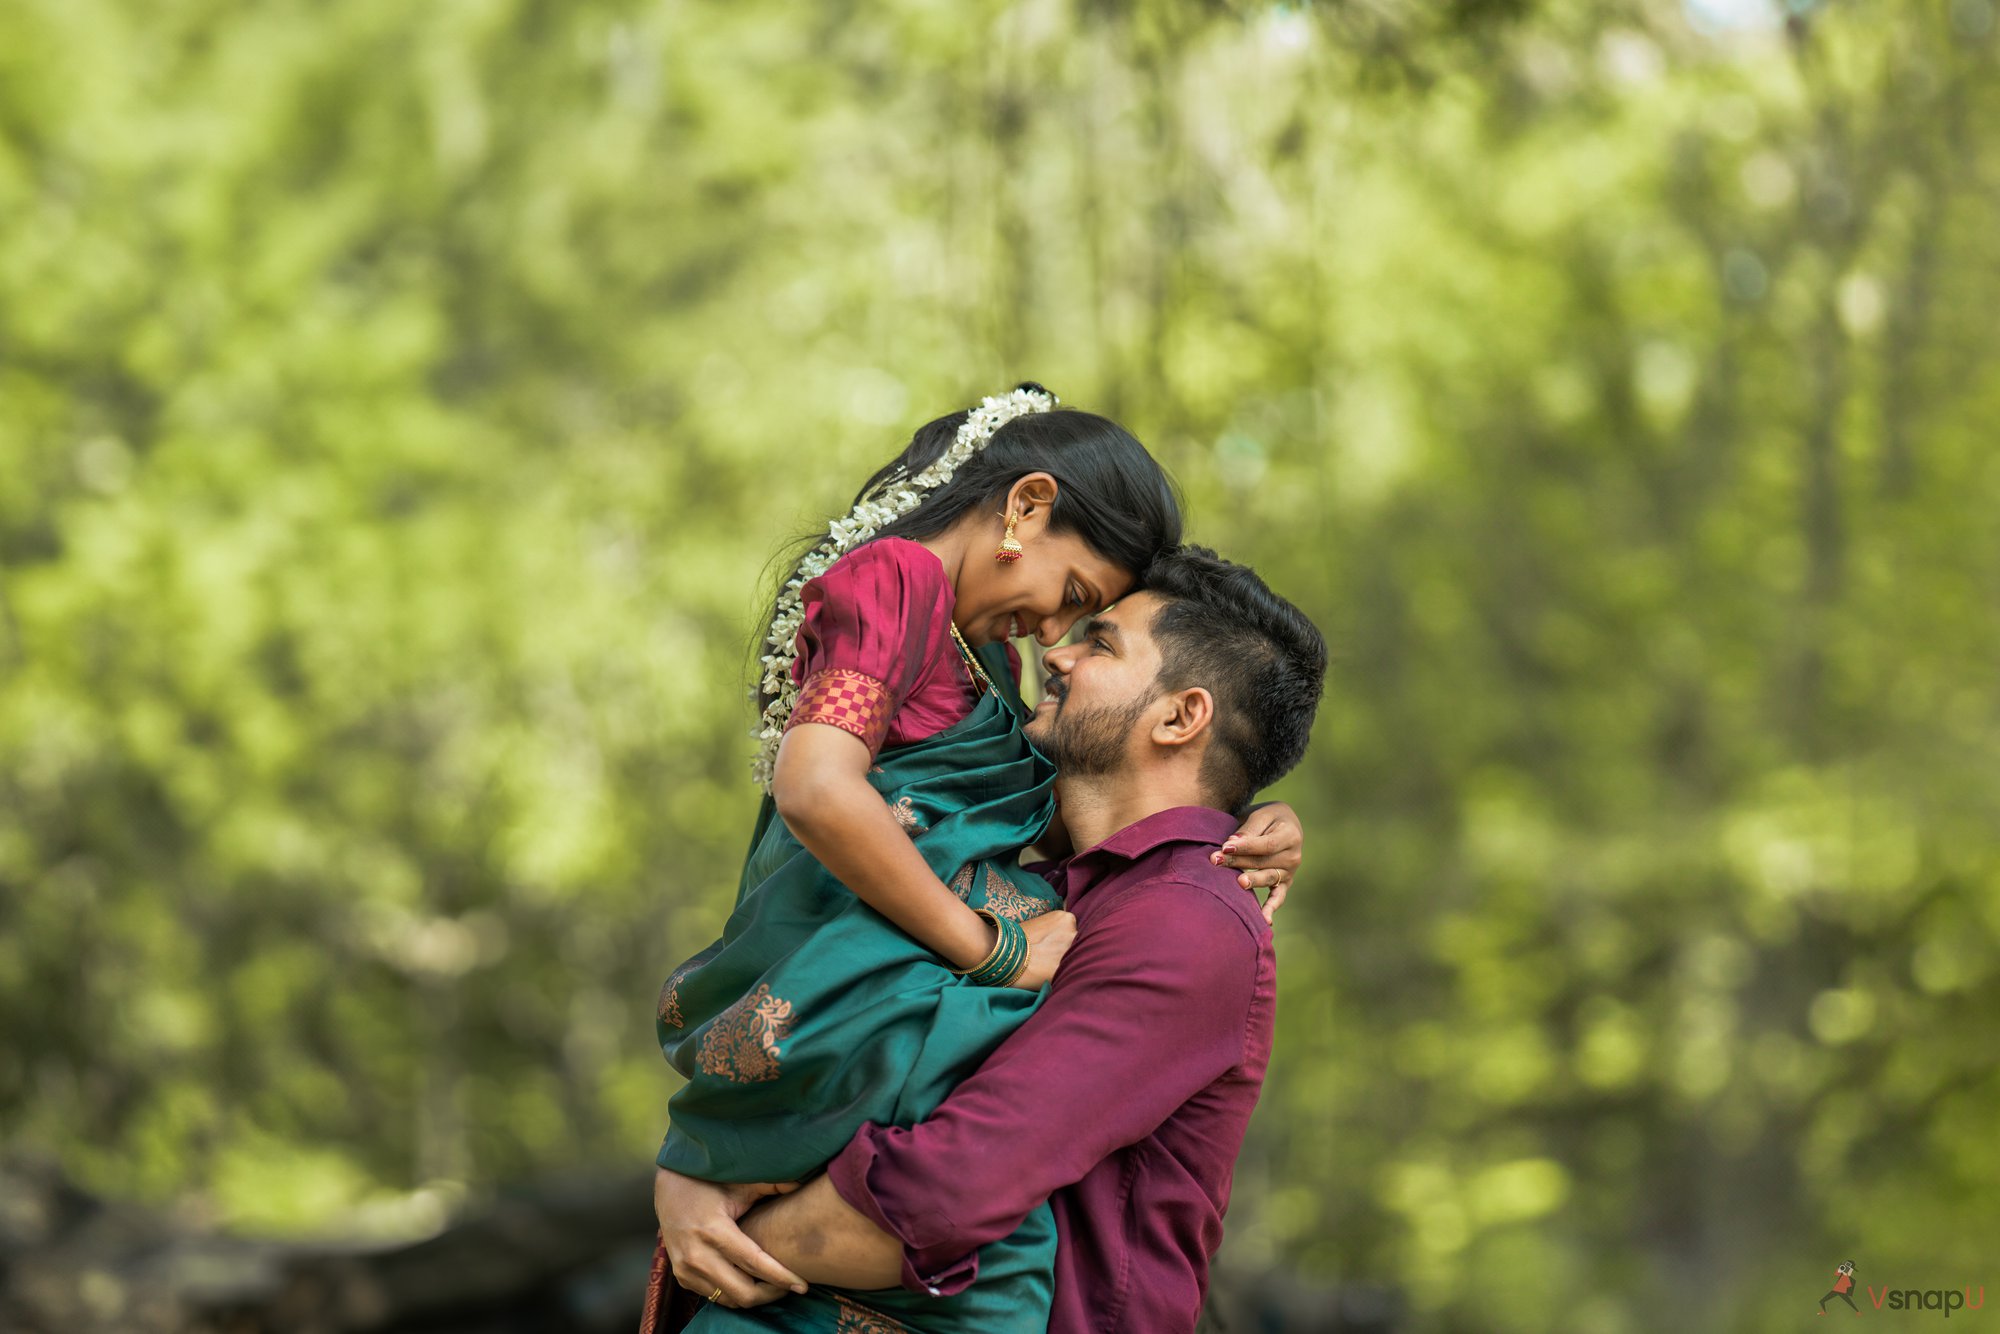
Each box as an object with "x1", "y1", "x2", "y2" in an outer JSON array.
[{"x1": 787, "y1": 668, "x2": 895, "y2": 757}]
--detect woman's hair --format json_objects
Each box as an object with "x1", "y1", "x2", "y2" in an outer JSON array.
[{"x1": 754, "y1": 382, "x2": 1183, "y2": 704}]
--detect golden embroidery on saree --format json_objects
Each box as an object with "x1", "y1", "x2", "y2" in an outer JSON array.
[
  {"x1": 888, "y1": 796, "x2": 928, "y2": 833},
  {"x1": 982, "y1": 865, "x2": 1054, "y2": 921},
  {"x1": 657, "y1": 958, "x2": 702, "y2": 1029},
  {"x1": 696, "y1": 984, "x2": 795, "y2": 1083},
  {"x1": 948, "y1": 864, "x2": 975, "y2": 900},
  {"x1": 832, "y1": 1295, "x2": 909, "y2": 1333}
]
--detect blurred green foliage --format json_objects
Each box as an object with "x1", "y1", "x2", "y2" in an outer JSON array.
[{"x1": 2, "y1": 0, "x2": 1996, "y2": 1329}]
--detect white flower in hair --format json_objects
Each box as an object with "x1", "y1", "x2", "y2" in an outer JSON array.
[{"x1": 748, "y1": 384, "x2": 1059, "y2": 787}]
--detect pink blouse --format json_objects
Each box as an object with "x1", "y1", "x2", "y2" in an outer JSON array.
[{"x1": 784, "y1": 537, "x2": 1020, "y2": 758}]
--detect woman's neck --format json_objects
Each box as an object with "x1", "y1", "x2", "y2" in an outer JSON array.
[{"x1": 916, "y1": 523, "x2": 978, "y2": 607}]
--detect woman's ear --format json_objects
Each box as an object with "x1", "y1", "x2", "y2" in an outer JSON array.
[
  {"x1": 1151, "y1": 686, "x2": 1215, "y2": 750},
  {"x1": 1006, "y1": 472, "x2": 1061, "y2": 538}
]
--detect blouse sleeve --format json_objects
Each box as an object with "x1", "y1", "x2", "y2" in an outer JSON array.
[{"x1": 784, "y1": 538, "x2": 956, "y2": 760}]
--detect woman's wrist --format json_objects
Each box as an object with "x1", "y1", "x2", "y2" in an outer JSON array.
[
  {"x1": 944, "y1": 904, "x2": 1000, "y2": 971},
  {"x1": 951, "y1": 909, "x2": 1030, "y2": 987}
]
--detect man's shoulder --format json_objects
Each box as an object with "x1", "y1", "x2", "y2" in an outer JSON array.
[{"x1": 1095, "y1": 842, "x2": 1272, "y2": 953}]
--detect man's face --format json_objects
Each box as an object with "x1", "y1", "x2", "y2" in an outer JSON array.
[{"x1": 1024, "y1": 591, "x2": 1168, "y2": 777}]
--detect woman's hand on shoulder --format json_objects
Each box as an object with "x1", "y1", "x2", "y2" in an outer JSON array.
[
  {"x1": 1216, "y1": 801, "x2": 1304, "y2": 924},
  {"x1": 1011, "y1": 909, "x2": 1077, "y2": 989}
]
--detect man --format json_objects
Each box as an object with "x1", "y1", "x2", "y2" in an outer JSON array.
[{"x1": 654, "y1": 545, "x2": 1327, "y2": 1332}]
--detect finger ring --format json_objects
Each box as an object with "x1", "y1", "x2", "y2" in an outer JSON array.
[{"x1": 708, "y1": 1285, "x2": 723, "y2": 1303}]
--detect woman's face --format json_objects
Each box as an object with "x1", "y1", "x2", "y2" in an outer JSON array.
[{"x1": 951, "y1": 475, "x2": 1136, "y2": 648}]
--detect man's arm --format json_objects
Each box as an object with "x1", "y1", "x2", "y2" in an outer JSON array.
[
  {"x1": 747, "y1": 883, "x2": 1259, "y2": 1297},
  {"x1": 737, "y1": 1175, "x2": 903, "y2": 1289}
]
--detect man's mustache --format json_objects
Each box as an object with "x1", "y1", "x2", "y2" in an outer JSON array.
[{"x1": 1042, "y1": 675, "x2": 1067, "y2": 704}]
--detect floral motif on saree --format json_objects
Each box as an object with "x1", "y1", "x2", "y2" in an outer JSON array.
[
  {"x1": 832, "y1": 1294, "x2": 909, "y2": 1333},
  {"x1": 788, "y1": 668, "x2": 895, "y2": 756},
  {"x1": 657, "y1": 958, "x2": 702, "y2": 1029},
  {"x1": 948, "y1": 863, "x2": 1053, "y2": 920},
  {"x1": 948, "y1": 864, "x2": 975, "y2": 899},
  {"x1": 696, "y1": 984, "x2": 795, "y2": 1083},
  {"x1": 980, "y1": 865, "x2": 1053, "y2": 921},
  {"x1": 888, "y1": 795, "x2": 928, "y2": 833}
]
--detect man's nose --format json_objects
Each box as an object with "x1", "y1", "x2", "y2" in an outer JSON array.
[{"x1": 1043, "y1": 641, "x2": 1081, "y2": 672}]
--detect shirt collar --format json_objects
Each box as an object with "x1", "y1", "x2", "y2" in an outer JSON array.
[{"x1": 1064, "y1": 805, "x2": 1241, "y2": 874}]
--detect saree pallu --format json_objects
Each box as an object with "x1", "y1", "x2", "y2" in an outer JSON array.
[{"x1": 648, "y1": 641, "x2": 1061, "y2": 1334}]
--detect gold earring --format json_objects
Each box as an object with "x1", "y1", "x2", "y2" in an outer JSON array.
[{"x1": 995, "y1": 510, "x2": 1024, "y2": 563}]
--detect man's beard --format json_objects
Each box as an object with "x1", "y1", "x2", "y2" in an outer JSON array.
[{"x1": 1026, "y1": 678, "x2": 1151, "y2": 777}]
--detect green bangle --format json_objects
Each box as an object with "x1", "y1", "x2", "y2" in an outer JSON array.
[
  {"x1": 979, "y1": 914, "x2": 1028, "y2": 986},
  {"x1": 954, "y1": 909, "x2": 1029, "y2": 987}
]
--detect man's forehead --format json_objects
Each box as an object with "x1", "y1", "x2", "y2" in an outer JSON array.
[{"x1": 1090, "y1": 590, "x2": 1165, "y2": 638}]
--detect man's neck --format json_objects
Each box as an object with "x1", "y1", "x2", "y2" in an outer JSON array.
[{"x1": 1056, "y1": 771, "x2": 1215, "y2": 854}]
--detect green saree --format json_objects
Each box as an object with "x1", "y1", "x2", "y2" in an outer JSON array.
[{"x1": 654, "y1": 639, "x2": 1062, "y2": 1334}]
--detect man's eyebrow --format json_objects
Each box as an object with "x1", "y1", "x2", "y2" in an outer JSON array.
[{"x1": 1087, "y1": 616, "x2": 1125, "y2": 643}]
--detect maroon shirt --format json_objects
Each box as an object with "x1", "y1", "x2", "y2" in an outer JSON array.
[{"x1": 826, "y1": 804, "x2": 1277, "y2": 1334}]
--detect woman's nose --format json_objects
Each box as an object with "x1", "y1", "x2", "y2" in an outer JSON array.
[{"x1": 1038, "y1": 609, "x2": 1083, "y2": 647}]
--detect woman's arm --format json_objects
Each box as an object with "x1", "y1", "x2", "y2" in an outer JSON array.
[{"x1": 772, "y1": 723, "x2": 1069, "y2": 987}]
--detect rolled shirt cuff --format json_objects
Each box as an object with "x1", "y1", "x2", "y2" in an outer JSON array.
[{"x1": 826, "y1": 1124, "x2": 981, "y2": 1299}]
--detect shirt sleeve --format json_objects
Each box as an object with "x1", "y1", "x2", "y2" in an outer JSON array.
[
  {"x1": 785, "y1": 538, "x2": 955, "y2": 759},
  {"x1": 824, "y1": 882, "x2": 1258, "y2": 1296}
]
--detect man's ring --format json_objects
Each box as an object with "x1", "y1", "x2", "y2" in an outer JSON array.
[{"x1": 709, "y1": 1286, "x2": 723, "y2": 1303}]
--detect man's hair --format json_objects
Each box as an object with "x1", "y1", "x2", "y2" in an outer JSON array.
[{"x1": 1140, "y1": 545, "x2": 1328, "y2": 811}]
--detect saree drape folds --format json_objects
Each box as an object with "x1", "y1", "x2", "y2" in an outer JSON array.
[{"x1": 654, "y1": 641, "x2": 1061, "y2": 1334}]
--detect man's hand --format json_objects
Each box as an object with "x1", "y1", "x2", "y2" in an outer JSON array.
[
  {"x1": 653, "y1": 1166, "x2": 809, "y2": 1308},
  {"x1": 1215, "y1": 801, "x2": 1303, "y2": 923},
  {"x1": 739, "y1": 1175, "x2": 905, "y2": 1290}
]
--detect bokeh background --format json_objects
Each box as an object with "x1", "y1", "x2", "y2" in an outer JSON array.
[{"x1": 3, "y1": 0, "x2": 1997, "y2": 1329}]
